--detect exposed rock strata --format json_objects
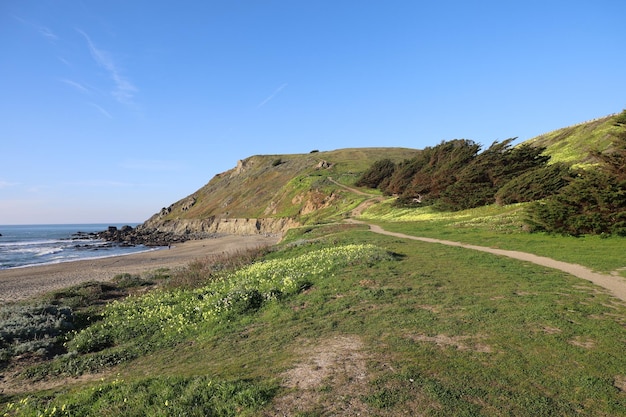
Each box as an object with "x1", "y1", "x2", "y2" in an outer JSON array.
[
  {"x1": 97, "y1": 217, "x2": 297, "y2": 247},
  {"x1": 138, "y1": 217, "x2": 298, "y2": 237}
]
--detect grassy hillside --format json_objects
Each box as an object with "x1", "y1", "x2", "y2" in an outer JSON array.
[
  {"x1": 145, "y1": 148, "x2": 418, "y2": 228},
  {"x1": 526, "y1": 112, "x2": 624, "y2": 167},
  {"x1": 3, "y1": 222, "x2": 626, "y2": 416},
  {"x1": 143, "y1": 111, "x2": 626, "y2": 236}
]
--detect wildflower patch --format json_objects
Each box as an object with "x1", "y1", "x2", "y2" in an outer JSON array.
[{"x1": 67, "y1": 244, "x2": 391, "y2": 355}]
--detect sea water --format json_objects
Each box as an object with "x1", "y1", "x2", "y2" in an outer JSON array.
[{"x1": 0, "y1": 224, "x2": 156, "y2": 269}]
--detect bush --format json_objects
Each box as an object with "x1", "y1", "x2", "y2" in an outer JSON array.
[
  {"x1": 112, "y1": 273, "x2": 154, "y2": 288},
  {"x1": 355, "y1": 158, "x2": 396, "y2": 189},
  {"x1": 526, "y1": 170, "x2": 626, "y2": 235},
  {"x1": 0, "y1": 304, "x2": 75, "y2": 363},
  {"x1": 217, "y1": 289, "x2": 264, "y2": 316},
  {"x1": 496, "y1": 163, "x2": 573, "y2": 205}
]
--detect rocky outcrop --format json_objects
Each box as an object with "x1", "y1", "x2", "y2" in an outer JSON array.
[
  {"x1": 137, "y1": 217, "x2": 298, "y2": 237},
  {"x1": 97, "y1": 225, "x2": 191, "y2": 247}
]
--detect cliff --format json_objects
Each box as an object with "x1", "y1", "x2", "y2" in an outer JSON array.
[{"x1": 136, "y1": 148, "x2": 419, "y2": 239}]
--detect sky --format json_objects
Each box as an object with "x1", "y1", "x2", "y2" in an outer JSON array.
[{"x1": 1, "y1": 0, "x2": 625, "y2": 225}]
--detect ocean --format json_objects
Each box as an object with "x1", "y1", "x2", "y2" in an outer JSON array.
[{"x1": 0, "y1": 224, "x2": 157, "y2": 270}]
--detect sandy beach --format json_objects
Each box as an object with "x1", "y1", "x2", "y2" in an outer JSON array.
[{"x1": 0, "y1": 234, "x2": 280, "y2": 303}]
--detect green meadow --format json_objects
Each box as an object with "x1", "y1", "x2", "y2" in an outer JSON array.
[{"x1": 2, "y1": 209, "x2": 626, "y2": 416}]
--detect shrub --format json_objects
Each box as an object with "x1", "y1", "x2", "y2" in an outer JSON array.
[
  {"x1": 526, "y1": 125, "x2": 626, "y2": 235},
  {"x1": 0, "y1": 304, "x2": 74, "y2": 362},
  {"x1": 385, "y1": 139, "x2": 480, "y2": 200},
  {"x1": 356, "y1": 158, "x2": 396, "y2": 189},
  {"x1": 111, "y1": 273, "x2": 153, "y2": 289},
  {"x1": 495, "y1": 163, "x2": 573, "y2": 205},
  {"x1": 526, "y1": 170, "x2": 626, "y2": 235}
]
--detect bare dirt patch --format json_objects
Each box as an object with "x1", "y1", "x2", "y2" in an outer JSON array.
[
  {"x1": 266, "y1": 335, "x2": 373, "y2": 416},
  {"x1": 614, "y1": 375, "x2": 626, "y2": 392},
  {"x1": 542, "y1": 326, "x2": 562, "y2": 335},
  {"x1": 358, "y1": 279, "x2": 378, "y2": 288},
  {"x1": 416, "y1": 304, "x2": 440, "y2": 313},
  {"x1": 569, "y1": 336, "x2": 596, "y2": 349},
  {"x1": 0, "y1": 367, "x2": 109, "y2": 396},
  {"x1": 407, "y1": 334, "x2": 494, "y2": 353}
]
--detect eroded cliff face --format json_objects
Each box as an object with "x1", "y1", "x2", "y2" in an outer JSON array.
[{"x1": 137, "y1": 216, "x2": 299, "y2": 237}]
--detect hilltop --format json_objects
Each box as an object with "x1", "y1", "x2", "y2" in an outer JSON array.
[
  {"x1": 136, "y1": 110, "x2": 626, "y2": 238},
  {"x1": 138, "y1": 148, "x2": 419, "y2": 236}
]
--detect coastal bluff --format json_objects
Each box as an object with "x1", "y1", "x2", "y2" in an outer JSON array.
[
  {"x1": 137, "y1": 216, "x2": 298, "y2": 238},
  {"x1": 118, "y1": 149, "x2": 416, "y2": 244}
]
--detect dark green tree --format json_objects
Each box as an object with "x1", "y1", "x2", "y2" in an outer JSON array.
[
  {"x1": 438, "y1": 139, "x2": 550, "y2": 211},
  {"x1": 385, "y1": 139, "x2": 480, "y2": 204},
  {"x1": 527, "y1": 170, "x2": 626, "y2": 236},
  {"x1": 495, "y1": 163, "x2": 573, "y2": 205},
  {"x1": 355, "y1": 158, "x2": 396, "y2": 189}
]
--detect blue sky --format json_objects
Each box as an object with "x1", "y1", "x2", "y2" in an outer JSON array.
[{"x1": 1, "y1": 1, "x2": 625, "y2": 225}]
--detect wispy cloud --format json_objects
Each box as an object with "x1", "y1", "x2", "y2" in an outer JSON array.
[
  {"x1": 257, "y1": 83, "x2": 288, "y2": 108},
  {"x1": 76, "y1": 28, "x2": 137, "y2": 105},
  {"x1": 12, "y1": 15, "x2": 58, "y2": 42},
  {"x1": 88, "y1": 102, "x2": 113, "y2": 119},
  {"x1": 0, "y1": 180, "x2": 19, "y2": 189},
  {"x1": 39, "y1": 26, "x2": 58, "y2": 41},
  {"x1": 60, "y1": 78, "x2": 89, "y2": 93},
  {"x1": 58, "y1": 56, "x2": 71, "y2": 67}
]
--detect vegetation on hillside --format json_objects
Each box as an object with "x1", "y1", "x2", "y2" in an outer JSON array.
[
  {"x1": 356, "y1": 111, "x2": 626, "y2": 236},
  {"x1": 527, "y1": 122, "x2": 626, "y2": 236},
  {"x1": 3, "y1": 224, "x2": 626, "y2": 416},
  {"x1": 4, "y1": 112, "x2": 626, "y2": 415},
  {"x1": 145, "y1": 148, "x2": 418, "y2": 226},
  {"x1": 357, "y1": 138, "x2": 555, "y2": 209},
  {"x1": 525, "y1": 111, "x2": 625, "y2": 166}
]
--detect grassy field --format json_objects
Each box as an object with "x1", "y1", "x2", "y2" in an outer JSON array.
[
  {"x1": 2, "y1": 218, "x2": 626, "y2": 416},
  {"x1": 360, "y1": 199, "x2": 626, "y2": 276}
]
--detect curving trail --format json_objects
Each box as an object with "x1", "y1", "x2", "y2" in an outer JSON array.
[
  {"x1": 345, "y1": 220, "x2": 626, "y2": 303},
  {"x1": 326, "y1": 177, "x2": 626, "y2": 302}
]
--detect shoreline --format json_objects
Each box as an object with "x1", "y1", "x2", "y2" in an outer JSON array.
[
  {"x1": 1, "y1": 246, "x2": 162, "y2": 271},
  {"x1": 0, "y1": 234, "x2": 280, "y2": 303}
]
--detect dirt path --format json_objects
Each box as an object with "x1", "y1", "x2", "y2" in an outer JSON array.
[
  {"x1": 347, "y1": 219, "x2": 626, "y2": 302},
  {"x1": 327, "y1": 177, "x2": 384, "y2": 216},
  {"x1": 327, "y1": 179, "x2": 626, "y2": 301}
]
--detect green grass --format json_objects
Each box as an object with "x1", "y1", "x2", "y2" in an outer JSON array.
[
  {"x1": 360, "y1": 199, "x2": 626, "y2": 275},
  {"x1": 526, "y1": 113, "x2": 622, "y2": 167},
  {"x1": 155, "y1": 147, "x2": 417, "y2": 223},
  {"x1": 4, "y1": 225, "x2": 626, "y2": 416},
  {"x1": 3, "y1": 376, "x2": 276, "y2": 417}
]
